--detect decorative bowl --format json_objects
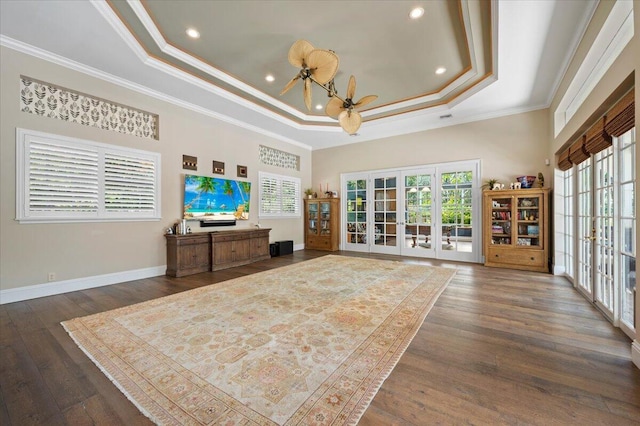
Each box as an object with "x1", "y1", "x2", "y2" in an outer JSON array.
[{"x1": 517, "y1": 175, "x2": 536, "y2": 188}]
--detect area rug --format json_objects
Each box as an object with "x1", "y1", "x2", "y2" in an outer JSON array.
[{"x1": 62, "y1": 255, "x2": 455, "y2": 425}]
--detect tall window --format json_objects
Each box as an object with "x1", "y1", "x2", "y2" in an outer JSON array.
[
  {"x1": 563, "y1": 167, "x2": 575, "y2": 279},
  {"x1": 16, "y1": 128, "x2": 161, "y2": 223},
  {"x1": 619, "y1": 128, "x2": 636, "y2": 330},
  {"x1": 258, "y1": 171, "x2": 301, "y2": 218}
]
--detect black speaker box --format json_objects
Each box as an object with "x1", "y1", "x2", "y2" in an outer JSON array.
[{"x1": 274, "y1": 240, "x2": 293, "y2": 256}]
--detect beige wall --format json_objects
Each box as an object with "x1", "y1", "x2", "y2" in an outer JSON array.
[
  {"x1": 312, "y1": 109, "x2": 551, "y2": 191},
  {"x1": 0, "y1": 46, "x2": 310, "y2": 291}
]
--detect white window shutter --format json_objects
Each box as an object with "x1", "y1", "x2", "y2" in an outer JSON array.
[
  {"x1": 258, "y1": 172, "x2": 301, "y2": 218},
  {"x1": 16, "y1": 128, "x2": 161, "y2": 223},
  {"x1": 104, "y1": 152, "x2": 156, "y2": 213}
]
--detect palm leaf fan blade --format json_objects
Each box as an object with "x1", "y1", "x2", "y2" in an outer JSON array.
[
  {"x1": 288, "y1": 39, "x2": 314, "y2": 67},
  {"x1": 338, "y1": 110, "x2": 362, "y2": 135},
  {"x1": 303, "y1": 78, "x2": 312, "y2": 111},
  {"x1": 325, "y1": 97, "x2": 344, "y2": 118},
  {"x1": 280, "y1": 76, "x2": 300, "y2": 95},
  {"x1": 354, "y1": 95, "x2": 378, "y2": 109},
  {"x1": 306, "y1": 50, "x2": 339, "y2": 84},
  {"x1": 346, "y1": 75, "x2": 356, "y2": 99}
]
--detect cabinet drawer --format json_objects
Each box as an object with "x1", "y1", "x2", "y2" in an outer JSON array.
[
  {"x1": 307, "y1": 238, "x2": 330, "y2": 249},
  {"x1": 212, "y1": 234, "x2": 248, "y2": 243},
  {"x1": 487, "y1": 248, "x2": 545, "y2": 267}
]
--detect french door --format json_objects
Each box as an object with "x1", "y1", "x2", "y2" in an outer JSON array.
[
  {"x1": 577, "y1": 148, "x2": 616, "y2": 320},
  {"x1": 342, "y1": 160, "x2": 480, "y2": 263},
  {"x1": 572, "y1": 128, "x2": 636, "y2": 336}
]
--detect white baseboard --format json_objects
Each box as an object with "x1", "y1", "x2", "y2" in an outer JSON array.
[
  {"x1": 294, "y1": 243, "x2": 305, "y2": 251},
  {"x1": 552, "y1": 264, "x2": 566, "y2": 275},
  {"x1": 0, "y1": 266, "x2": 166, "y2": 304},
  {"x1": 632, "y1": 340, "x2": 640, "y2": 370}
]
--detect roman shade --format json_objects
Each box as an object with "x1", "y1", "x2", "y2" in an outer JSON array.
[
  {"x1": 556, "y1": 86, "x2": 635, "y2": 171},
  {"x1": 568, "y1": 135, "x2": 589, "y2": 165},
  {"x1": 584, "y1": 116, "x2": 612, "y2": 154},
  {"x1": 604, "y1": 89, "x2": 634, "y2": 137},
  {"x1": 557, "y1": 148, "x2": 572, "y2": 171}
]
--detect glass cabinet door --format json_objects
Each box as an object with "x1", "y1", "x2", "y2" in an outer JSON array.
[
  {"x1": 308, "y1": 201, "x2": 318, "y2": 236},
  {"x1": 490, "y1": 196, "x2": 512, "y2": 245},
  {"x1": 516, "y1": 195, "x2": 541, "y2": 248},
  {"x1": 320, "y1": 201, "x2": 331, "y2": 236}
]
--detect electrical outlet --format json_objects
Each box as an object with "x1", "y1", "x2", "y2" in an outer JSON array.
[{"x1": 48, "y1": 272, "x2": 56, "y2": 282}]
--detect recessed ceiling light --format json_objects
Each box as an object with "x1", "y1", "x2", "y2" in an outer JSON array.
[
  {"x1": 435, "y1": 67, "x2": 446, "y2": 75},
  {"x1": 265, "y1": 74, "x2": 275, "y2": 82},
  {"x1": 409, "y1": 7, "x2": 425, "y2": 19},
  {"x1": 186, "y1": 28, "x2": 200, "y2": 39},
  {"x1": 315, "y1": 104, "x2": 323, "y2": 110}
]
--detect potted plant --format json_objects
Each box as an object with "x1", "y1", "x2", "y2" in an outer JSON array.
[
  {"x1": 483, "y1": 179, "x2": 498, "y2": 190},
  {"x1": 304, "y1": 188, "x2": 314, "y2": 199}
]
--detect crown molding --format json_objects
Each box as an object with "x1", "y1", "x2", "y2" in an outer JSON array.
[{"x1": 1, "y1": 35, "x2": 313, "y2": 150}]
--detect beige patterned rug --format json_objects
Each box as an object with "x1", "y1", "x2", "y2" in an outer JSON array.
[{"x1": 63, "y1": 255, "x2": 455, "y2": 425}]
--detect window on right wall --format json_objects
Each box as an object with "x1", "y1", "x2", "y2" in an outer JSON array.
[{"x1": 258, "y1": 171, "x2": 301, "y2": 218}]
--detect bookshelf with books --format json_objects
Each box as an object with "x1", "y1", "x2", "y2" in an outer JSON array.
[
  {"x1": 304, "y1": 198, "x2": 340, "y2": 251},
  {"x1": 483, "y1": 188, "x2": 549, "y2": 272}
]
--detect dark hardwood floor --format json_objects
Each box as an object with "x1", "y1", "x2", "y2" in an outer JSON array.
[{"x1": 1, "y1": 250, "x2": 639, "y2": 425}]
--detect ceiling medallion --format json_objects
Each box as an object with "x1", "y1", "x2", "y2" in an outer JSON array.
[{"x1": 280, "y1": 39, "x2": 377, "y2": 135}]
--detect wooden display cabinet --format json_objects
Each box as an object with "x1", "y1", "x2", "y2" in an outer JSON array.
[
  {"x1": 483, "y1": 188, "x2": 550, "y2": 273},
  {"x1": 304, "y1": 198, "x2": 340, "y2": 251}
]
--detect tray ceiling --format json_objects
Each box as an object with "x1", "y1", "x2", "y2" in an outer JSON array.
[{"x1": 0, "y1": 0, "x2": 597, "y2": 149}]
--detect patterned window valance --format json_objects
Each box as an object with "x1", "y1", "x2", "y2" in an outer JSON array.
[
  {"x1": 259, "y1": 145, "x2": 300, "y2": 170},
  {"x1": 20, "y1": 76, "x2": 159, "y2": 140}
]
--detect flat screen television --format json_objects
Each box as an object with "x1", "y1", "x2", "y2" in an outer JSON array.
[{"x1": 183, "y1": 174, "x2": 251, "y2": 220}]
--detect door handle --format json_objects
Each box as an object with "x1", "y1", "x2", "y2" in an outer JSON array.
[{"x1": 584, "y1": 228, "x2": 596, "y2": 241}]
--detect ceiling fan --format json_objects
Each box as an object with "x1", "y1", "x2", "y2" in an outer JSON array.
[{"x1": 280, "y1": 39, "x2": 377, "y2": 135}]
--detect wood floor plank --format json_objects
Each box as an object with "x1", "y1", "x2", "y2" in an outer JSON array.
[{"x1": 1, "y1": 250, "x2": 638, "y2": 425}]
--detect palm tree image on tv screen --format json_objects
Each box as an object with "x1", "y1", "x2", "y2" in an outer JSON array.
[{"x1": 183, "y1": 174, "x2": 251, "y2": 220}]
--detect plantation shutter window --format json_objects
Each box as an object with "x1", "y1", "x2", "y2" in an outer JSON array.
[
  {"x1": 28, "y1": 140, "x2": 99, "y2": 215},
  {"x1": 104, "y1": 152, "x2": 157, "y2": 213},
  {"x1": 258, "y1": 172, "x2": 301, "y2": 218},
  {"x1": 16, "y1": 128, "x2": 161, "y2": 223}
]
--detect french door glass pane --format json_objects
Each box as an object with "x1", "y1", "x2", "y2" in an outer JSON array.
[
  {"x1": 374, "y1": 177, "x2": 397, "y2": 247},
  {"x1": 619, "y1": 128, "x2": 635, "y2": 329},
  {"x1": 594, "y1": 147, "x2": 614, "y2": 315},
  {"x1": 404, "y1": 174, "x2": 432, "y2": 249},
  {"x1": 346, "y1": 179, "x2": 367, "y2": 244},
  {"x1": 441, "y1": 171, "x2": 473, "y2": 252},
  {"x1": 577, "y1": 160, "x2": 592, "y2": 295},
  {"x1": 564, "y1": 168, "x2": 575, "y2": 278}
]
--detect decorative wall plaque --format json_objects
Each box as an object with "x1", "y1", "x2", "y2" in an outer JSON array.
[
  {"x1": 182, "y1": 155, "x2": 197, "y2": 171},
  {"x1": 213, "y1": 161, "x2": 225, "y2": 175}
]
